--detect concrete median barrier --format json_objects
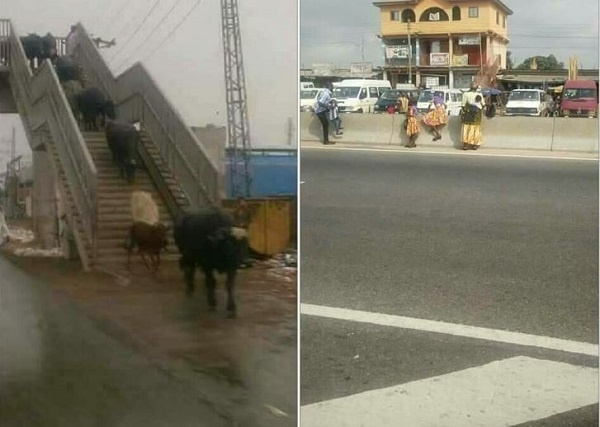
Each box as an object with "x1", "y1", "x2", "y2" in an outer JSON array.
[
  {"x1": 551, "y1": 118, "x2": 599, "y2": 153},
  {"x1": 301, "y1": 112, "x2": 598, "y2": 153}
]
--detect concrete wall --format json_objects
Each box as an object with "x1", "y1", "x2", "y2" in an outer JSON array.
[
  {"x1": 300, "y1": 112, "x2": 599, "y2": 153},
  {"x1": 191, "y1": 125, "x2": 226, "y2": 177}
]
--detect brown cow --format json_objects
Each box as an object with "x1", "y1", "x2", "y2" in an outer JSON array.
[{"x1": 126, "y1": 221, "x2": 168, "y2": 273}]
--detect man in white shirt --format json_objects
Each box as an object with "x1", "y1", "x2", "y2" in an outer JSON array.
[{"x1": 65, "y1": 25, "x2": 78, "y2": 56}]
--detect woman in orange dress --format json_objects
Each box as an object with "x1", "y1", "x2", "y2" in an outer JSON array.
[
  {"x1": 422, "y1": 98, "x2": 447, "y2": 141},
  {"x1": 404, "y1": 104, "x2": 420, "y2": 148}
]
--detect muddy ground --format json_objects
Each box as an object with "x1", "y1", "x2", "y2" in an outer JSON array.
[{"x1": 0, "y1": 219, "x2": 297, "y2": 426}]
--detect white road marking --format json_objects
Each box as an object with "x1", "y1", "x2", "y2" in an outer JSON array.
[
  {"x1": 300, "y1": 181, "x2": 306, "y2": 184},
  {"x1": 301, "y1": 304, "x2": 598, "y2": 356},
  {"x1": 302, "y1": 145, "x2": 598, "y2": 161},
  {"x1": 301, "y1": 356, "x2": 598, "y2": 427}
]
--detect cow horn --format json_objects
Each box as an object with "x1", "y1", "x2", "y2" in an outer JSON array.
[{"x1": 230, "y1": 227, "x2": 247, "y2": 240}]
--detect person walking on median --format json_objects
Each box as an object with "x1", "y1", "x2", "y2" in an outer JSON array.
[
  {"x1": 404, "y1": 104, "x2": 420, "y2": 148},
  {"x1": 315, "y1": 82, "x2": 334, "y2": 145},
  {"x1": 422, "y1": 97, "x2": 447, "y2": 141},
  {"x1": 461, "y1": 94, "x2": 484, "y2": 150}
]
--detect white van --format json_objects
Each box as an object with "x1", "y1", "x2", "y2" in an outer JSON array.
[
  {"x1": 333, "y1": 79, "x2": 392, "y2": 113},
  {"x1": 300, "y1": 82, "x2": 315, "y2": 91},
  {"x1": 504, "y1": 89, "x2": 547, "y2": 116},
  {"x1": 417, "y1": 88, "x2": 464, "y2": 116},
  {"x1": 300, "y1": 88, "x2": 324, "y2": 112}
]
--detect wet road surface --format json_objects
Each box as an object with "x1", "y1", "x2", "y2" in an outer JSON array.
[{"x1": 0, "y1": 252, "x2": 297, "y2": 427}]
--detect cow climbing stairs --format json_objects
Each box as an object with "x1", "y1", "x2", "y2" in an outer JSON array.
[{"x1": 83, "y1": 131, "x2": 180, "y2": 265}]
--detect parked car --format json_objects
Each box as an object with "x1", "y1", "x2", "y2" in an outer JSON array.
[
  {"x1": 300, "y1": 88, "x2": 325, "y2": 112},
  {"x1": 504, "y1": 89, "x2": 547, "y2": 116},
  {"x1": 333, "y1": 79, "x2": 392, "y2": 113},
  {"x1": 416, "y1": 88, "x2": 463, "y2": 116},
  {"x1": 374, "y1": 89, "x2": 420, "y2": 113},
  {"x1": 560, "y1": 80, "x2": 598, "y2": 118}
]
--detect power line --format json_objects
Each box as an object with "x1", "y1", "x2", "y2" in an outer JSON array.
[
  {"x1": 115, "y1": 0, "x2": 203, "y2": 73},
  {"x1": 111, "y1": 0, "x2": 187, "y2": 71},
  {"x1": 108, "y1": 0, "x2": 162, "y2": 63}
]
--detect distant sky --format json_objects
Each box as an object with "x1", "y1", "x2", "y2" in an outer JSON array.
[
  {"x1": 1, "y1": 0, "x2": 298, "y2": 169},
  {"x1": 300, "y1": 0, "x2": 600, "y2": 69}
]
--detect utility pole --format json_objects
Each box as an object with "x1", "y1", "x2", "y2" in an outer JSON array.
[
  {"x1": 220, "y1": 0, "x2": 252, "y2": 198},
  {"x1": 361, "y1": 36, "x2": 365, "y2": 62},
  {"x1": 287, "y1": 117, "x2": 293, "y2": 146},
  {"x1": 407, "y1": 19, "x2": 412, "y2": 85}
]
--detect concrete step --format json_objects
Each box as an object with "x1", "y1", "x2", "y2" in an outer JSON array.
[
  {"x1": 98, "y1": 204, "x2": 170, "y2": 214},
  {"x1": 97, "y1": 221, "x2": 174, "y2": 233}
]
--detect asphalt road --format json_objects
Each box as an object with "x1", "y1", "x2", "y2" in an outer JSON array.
[
  {"x1": 300, "y1": 148, "x2": 598, "y2": 426},
  {"x1": 0, "y1": 256, "x2": 235, "y2": 427}
]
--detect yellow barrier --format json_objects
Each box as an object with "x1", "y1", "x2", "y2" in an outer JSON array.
[{"x1": 223, "y1": 197, "x2": 296, "y2": 256}]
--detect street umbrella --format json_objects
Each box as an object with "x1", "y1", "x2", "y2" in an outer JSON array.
[{"x1": 481, "y1": 88, "x2": 502, "y2": 96}]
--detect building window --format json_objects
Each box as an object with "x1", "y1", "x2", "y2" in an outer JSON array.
[
  {"x1": 401, "y1": 9, "x2": 416, "y2": 23},
  {"x1": 419, "y1": 7, "x2": 450, "y2": 22},
  {"x1": 452, "y1": 6, "x2": 461, "y2": 21},
  {"x1": 391, "y1": 10, "x2": 400, "y2": 21},
  {"x1": 469, "y1": 7, "x2": 479, "y2": 18},
  {"x1": 503, "y1": 15, "x2": 506, "y2": 28},
  {"x1": 496, "y1": 11, "x2": 499, "y2": 24}
]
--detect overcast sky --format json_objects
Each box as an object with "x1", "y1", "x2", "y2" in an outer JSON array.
[
  {"x1": 300, "y1": 0, "x2": 599, "y2": 69},
  {"x1": 1, "y1": 0, "x2": 297, "y2": 169}
]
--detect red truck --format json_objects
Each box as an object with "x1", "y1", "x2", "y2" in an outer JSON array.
[{"x1": 560, "y1": 80, "x2": 598, "y2": 118}]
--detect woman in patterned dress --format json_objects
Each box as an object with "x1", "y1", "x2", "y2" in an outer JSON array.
[
  {"x1": 404, "y1": 104, "x2": 420, "y2": 148},
  {"x1": 461, "y1": 94, "x2": 484, "y2": 150},
  {"x1": 422, "y1": 97, "x2": 447, "y2": 141}
]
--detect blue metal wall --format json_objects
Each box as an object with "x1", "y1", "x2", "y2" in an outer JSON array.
[{"x1": 225, "y1": 149, "x2": 297, "y2": 198}]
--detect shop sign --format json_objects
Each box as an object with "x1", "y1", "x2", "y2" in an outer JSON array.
[
  {"x1": 350, "y1": 62, "x2": 373, "y2": 74},
  {"x1": 386, "y1": 45, "x2": 409, "y2": 59},
  {"x1": 452, "y1": 54, "x2": 469, "y2": 66},
  {"x1": 458, "y1": 35, "x2": 481, "y2": 45},
  {"x1": 430, "y1": 53, "x2": 449, "y2": 66}
]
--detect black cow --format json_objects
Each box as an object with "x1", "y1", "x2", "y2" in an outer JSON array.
[
  {"x1": 40, "y1": 32, "x2": 57, "y2": 63},
  {"x1": 104, "y1": 119, "x2": 138, "y2": 183},
  {"x1": 61, "y1": 79, "x2": 84, "y2": 123},
  {"x1": 55, "y1": 55, "x2": 80, "y2": 82},
  {"x1": 75, "y1": 87, "x2": 114, "y2": 131},
  {"x1": 173, "y1": 208, "x2": 249, "y2": 318},
  {"x1": 19, "y1": 34, "x2": 42, "y2": 68}
]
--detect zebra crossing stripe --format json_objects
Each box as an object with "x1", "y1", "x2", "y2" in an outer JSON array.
[
  {"x1": 301, "y1": 304, "x2": 598, "y2": 356},
  {"x1": 301, "y1": 356, "x2": 598, "y2": 427}
]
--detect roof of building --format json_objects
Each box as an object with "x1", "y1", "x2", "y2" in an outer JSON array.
[
  {"x1": 497, "y1": 69, "x2": 599, "y2": 83},
  {"x1": 373, "y1": 0, "x2": 513, "y2": 15}
]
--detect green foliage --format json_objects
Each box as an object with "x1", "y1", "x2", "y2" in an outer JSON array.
[{"x1": 515, "y1": 54, "x2": 565, "y2": 70}]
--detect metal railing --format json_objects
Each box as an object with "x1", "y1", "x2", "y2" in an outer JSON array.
[
  {"x1": 5, "y1": 19, "x2": 97, "y2": 264},
  {"x1": 0, "y1": 19, "x2": 9, "y2": 69},
  {"x1": 73, "y1": 22, "x2": 222, "y2": 209}
]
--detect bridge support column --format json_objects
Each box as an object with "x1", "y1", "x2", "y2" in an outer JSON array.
[{"x1": 32, "y1": 148, "x2": 58, "y2": 249}]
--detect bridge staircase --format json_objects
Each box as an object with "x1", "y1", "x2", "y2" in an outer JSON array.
[{"x1": 0, "y1": 19, "x2": 223, "y2": 270}]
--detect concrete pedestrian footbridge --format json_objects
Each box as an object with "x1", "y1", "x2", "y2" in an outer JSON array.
[
  {"x1": 0, "y1": 19, "x2": 222, "y2": 270},
  {"x1": 300, "y1": 112, "x2": 599, "y2": 153}
]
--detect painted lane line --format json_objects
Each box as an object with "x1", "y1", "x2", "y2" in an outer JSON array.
[
  {"x1": 301, "y1": 304, "x2": 598, "y2": 357},
  {"x1": 302, "y1": 145, "x2": 598, "y2": 162},
  {"x1": 301, "y1": 356, "x2": 598, "y2": 427}
]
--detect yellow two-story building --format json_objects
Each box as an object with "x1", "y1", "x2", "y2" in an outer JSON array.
[{"x1": 373, "y1": 0, "x2": 513, "y2": 89}]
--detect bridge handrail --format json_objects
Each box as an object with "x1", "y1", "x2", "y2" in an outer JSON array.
[
  {"x1": 74, "y1": 22, "x2": 222, "y2": 209},
  {"x1": 6, "y1": 20, "x2": 98, "y2": 247}
]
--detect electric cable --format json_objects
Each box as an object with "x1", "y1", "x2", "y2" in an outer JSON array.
[
  {"x1": 110, "y1": 0, "x2": 187, "y2": 71},
  {"x1": 114, "y1": 0, "x2": 203, "y2": 73},
  {"x1": 108, "y1": 0, "x2": 162, "y2": 63}
]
